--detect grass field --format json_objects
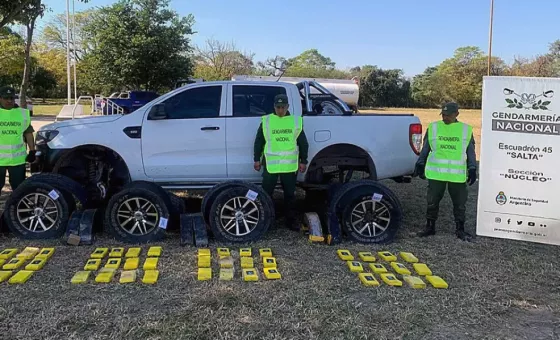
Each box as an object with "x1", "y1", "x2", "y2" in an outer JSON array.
[{"x1": 3, "y1": 107, "x2": 559, "y2": 339}]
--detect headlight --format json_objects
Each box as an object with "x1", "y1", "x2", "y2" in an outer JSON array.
[{"x1": 35, "y1": 130, "x2": 59, "y2": 145}]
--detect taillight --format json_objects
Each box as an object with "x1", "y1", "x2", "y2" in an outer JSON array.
[{"x1": 409, "y1": 123, "x2": 423, "y2": 155}]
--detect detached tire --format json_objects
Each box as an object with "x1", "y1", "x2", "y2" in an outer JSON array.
[
  {"x1": 334, "y1": 180, "x2": 403, "y2": 244},
  {"x1": 3, "y1": 182, "x2": 71, "y2": 239},
  {"x1": 202, "y1": 180, "x2": 273, "y2": 226},
  {"x1": 209, "y1": 186, "x2": 273, "y2": 243},
  {"x1": 104, "y1": 186, "x2": 170, "y2": 243},
  {"x1": 168, "y1": 192, "x2": 186, "y2": 215}
]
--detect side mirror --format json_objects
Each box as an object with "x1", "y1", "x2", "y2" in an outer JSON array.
[{"x1": 148, "y1": 103, "x2": 167, "y2": 120}]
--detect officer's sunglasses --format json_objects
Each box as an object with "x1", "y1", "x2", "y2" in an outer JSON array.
[
  {"x1": 274, "y1": 104, "x2": 287, "y2": 109},
  {"x1": 0, "y1": 96, "x2": 14, "y2": 100}
]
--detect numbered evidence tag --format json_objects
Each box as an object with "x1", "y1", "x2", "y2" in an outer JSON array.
[
  {"x1": 8, "y1": 270, "x2": 34, "y2": 284},
  {"x1": 25, "y1": 258, "x2": 47, "y2": 271},
  {"x1": 358, "y1": 252, "x2": 376, "y2": 262},
  {"x1": 380, "y1": 273, "x2": 402, "y2": 287},
  {"x1": 377, "y1": 251, "x2": 397, "y2": 262},
  {"x1": 263, "y1": 267, "x2": 281, "y2": 280},
  {"x1": 372, "y1": 193, "x2": 383, "y2": 202},
  {"x1": 347, "y1": 261, "x2": 364, "y2": 273},
  {"x1": 158, "y1": 217, "x2": 168, "y2": 230},
  {"x1": 243, "y1": 268, "x2": 259, "y2": 281},
  {"x1": 390, "y1": 262, "x2": 411, "y2": 276},
  {"x1": 358, "y1": 273, "x2": 380, "y2": 287},
  {"x1": 84, "y1": 259, "x2": 101, "y2": 271},
  {"x1": 337, "y1": 249, "x2": 354, "y2": 261},
  {"x1": 48, "y1": 189, "x2": 60, "y2": 200},
  {"x1": 369, "y1": 263, "x2": 388, "y2": 274},
  {"x1": 71, "y1": 271, "x2": 91, "y2": 284},
  {"x1": 246, "y1": 190, "x2": 258, "y2": 201},
  {"x1": 91, "y1": 248, "x2": 109, "y2": 259}
]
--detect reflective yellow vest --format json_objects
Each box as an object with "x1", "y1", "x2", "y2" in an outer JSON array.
[
  {"x1": 425, "y1": 120, "x2": 473, "y2": 183},
  {"x1": 0, "y1": 107, "x2": 30, "y2": 166},
  {"x1": 262, "y1": 113, "x2": 303, "y2": 174}
]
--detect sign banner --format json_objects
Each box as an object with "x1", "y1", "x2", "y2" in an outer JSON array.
[{"x1": 477, "y1": 76, "x2": 560, "y2": 245}]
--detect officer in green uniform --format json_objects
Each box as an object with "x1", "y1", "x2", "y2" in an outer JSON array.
[
  {"x1": 414, "y1": 102, "x2": 477, "y2": 241},
  {"x1": 0, "y1": 86, "x2": 36, "y2": 190},
  {"x1": 254, "y1": 94, "x2": 309, "y2": 230}
]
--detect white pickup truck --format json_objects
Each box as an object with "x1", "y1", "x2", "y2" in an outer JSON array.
[{"x1": 33, "y1": 80, "x2": 422, "y2": 203}]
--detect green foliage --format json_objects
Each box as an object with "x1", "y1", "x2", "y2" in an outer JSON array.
[
  {"x1": 411, "y1": 46, "x2": 509, "y2": 108},
  {"x1": 284, "y1": 49, "x2": 348, "y2": 79},
  {"x1": 31, "y1": 66, "x2": 57, "y2": 97},
  {"x1": 0, "y1": 29, "x2": 25, "y2": 86},
  {"x1": 81, "y1": 0, "x2": 194, "y2": 93},
  {"x1": 358, "y1": 66, "x2": 411, "y2": 107}
]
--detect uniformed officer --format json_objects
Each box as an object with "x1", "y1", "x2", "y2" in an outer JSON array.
[
  {"x1": 414, "y1": 102, "x2": 477, "y2": 241},
  {"x1": 254, "y1": 94, "x2": 309, "y2": 231},
  {"x1": 0, "y1": 86, "x2": 36, "y2": 191}
]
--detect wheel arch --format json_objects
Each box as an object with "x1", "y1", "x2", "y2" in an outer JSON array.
[{"x1": 305, "y1": 143, "x2": 377, "y2": 183}]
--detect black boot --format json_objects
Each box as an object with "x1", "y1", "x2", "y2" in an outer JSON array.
[
  {"x1": 418, "y1": 219, "x2": 436, "y2": 237},
  {"x1": 455, "y1": 221, "x2": 473, "y2": 242}
]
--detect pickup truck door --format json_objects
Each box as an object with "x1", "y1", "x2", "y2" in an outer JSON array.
[
  {"x1": 141, "y1": 84, "x2": 227, "y2": 181},
  {"x1": 225, "y1": 83, "x2": 291, "y2": 181}
]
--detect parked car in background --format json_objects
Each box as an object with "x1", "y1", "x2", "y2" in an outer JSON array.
[
  {"x1": 100, "y1": 90, "x2": 160, "y2": 114},
  {"x1": 15, "y1": 94, "x2": 33, "y2": 116}
]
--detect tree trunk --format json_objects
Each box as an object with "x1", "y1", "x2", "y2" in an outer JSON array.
[{"x1": 19, "y1": 16, "x2": 36, "y2": 110}]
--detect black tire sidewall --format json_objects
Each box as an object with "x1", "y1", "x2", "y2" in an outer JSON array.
[
  {"x1": 5, "y1": 184, "x2": 70, "y2": 239},
  {"x1": 338, "y1": 184, "x2": 403, "y2": 244},
  {"x1": 209, "y1": 186, "x2": 271, "y2": 243},
  {"x1": 104, "y1": 187, "x2": 169, "y2": 243}
]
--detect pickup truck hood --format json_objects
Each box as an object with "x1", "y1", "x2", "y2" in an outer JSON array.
[{"x1": 39, "y1": 115, "x2": 123, "y2": 131}]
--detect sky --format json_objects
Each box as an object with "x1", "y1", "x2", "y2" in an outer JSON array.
[{"x1": 41, "y1": 0, "x2": 560, "y2": 77}]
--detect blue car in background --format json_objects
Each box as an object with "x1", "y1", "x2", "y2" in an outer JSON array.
[{"x1": 99, "y1": 90, "x2": 160, "y2": 114}]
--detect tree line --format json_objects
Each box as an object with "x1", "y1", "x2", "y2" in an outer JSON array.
[{"x1": 1, "y1": 0, "x2": 559, "y2": 109}]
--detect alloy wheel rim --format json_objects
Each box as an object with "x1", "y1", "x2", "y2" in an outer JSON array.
[
  {"x1": 350, "y1": 199, "x2": 391, "y2": 237},
  {"x1": 17, "y1": 193, "x2": 59, "y2": 232},
  {"x1": 219, "y1": 196, "x2": 260, "y2": 236},
  {"x1": 117, "y1": 197, "x2": 159, "y2": 235}
]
